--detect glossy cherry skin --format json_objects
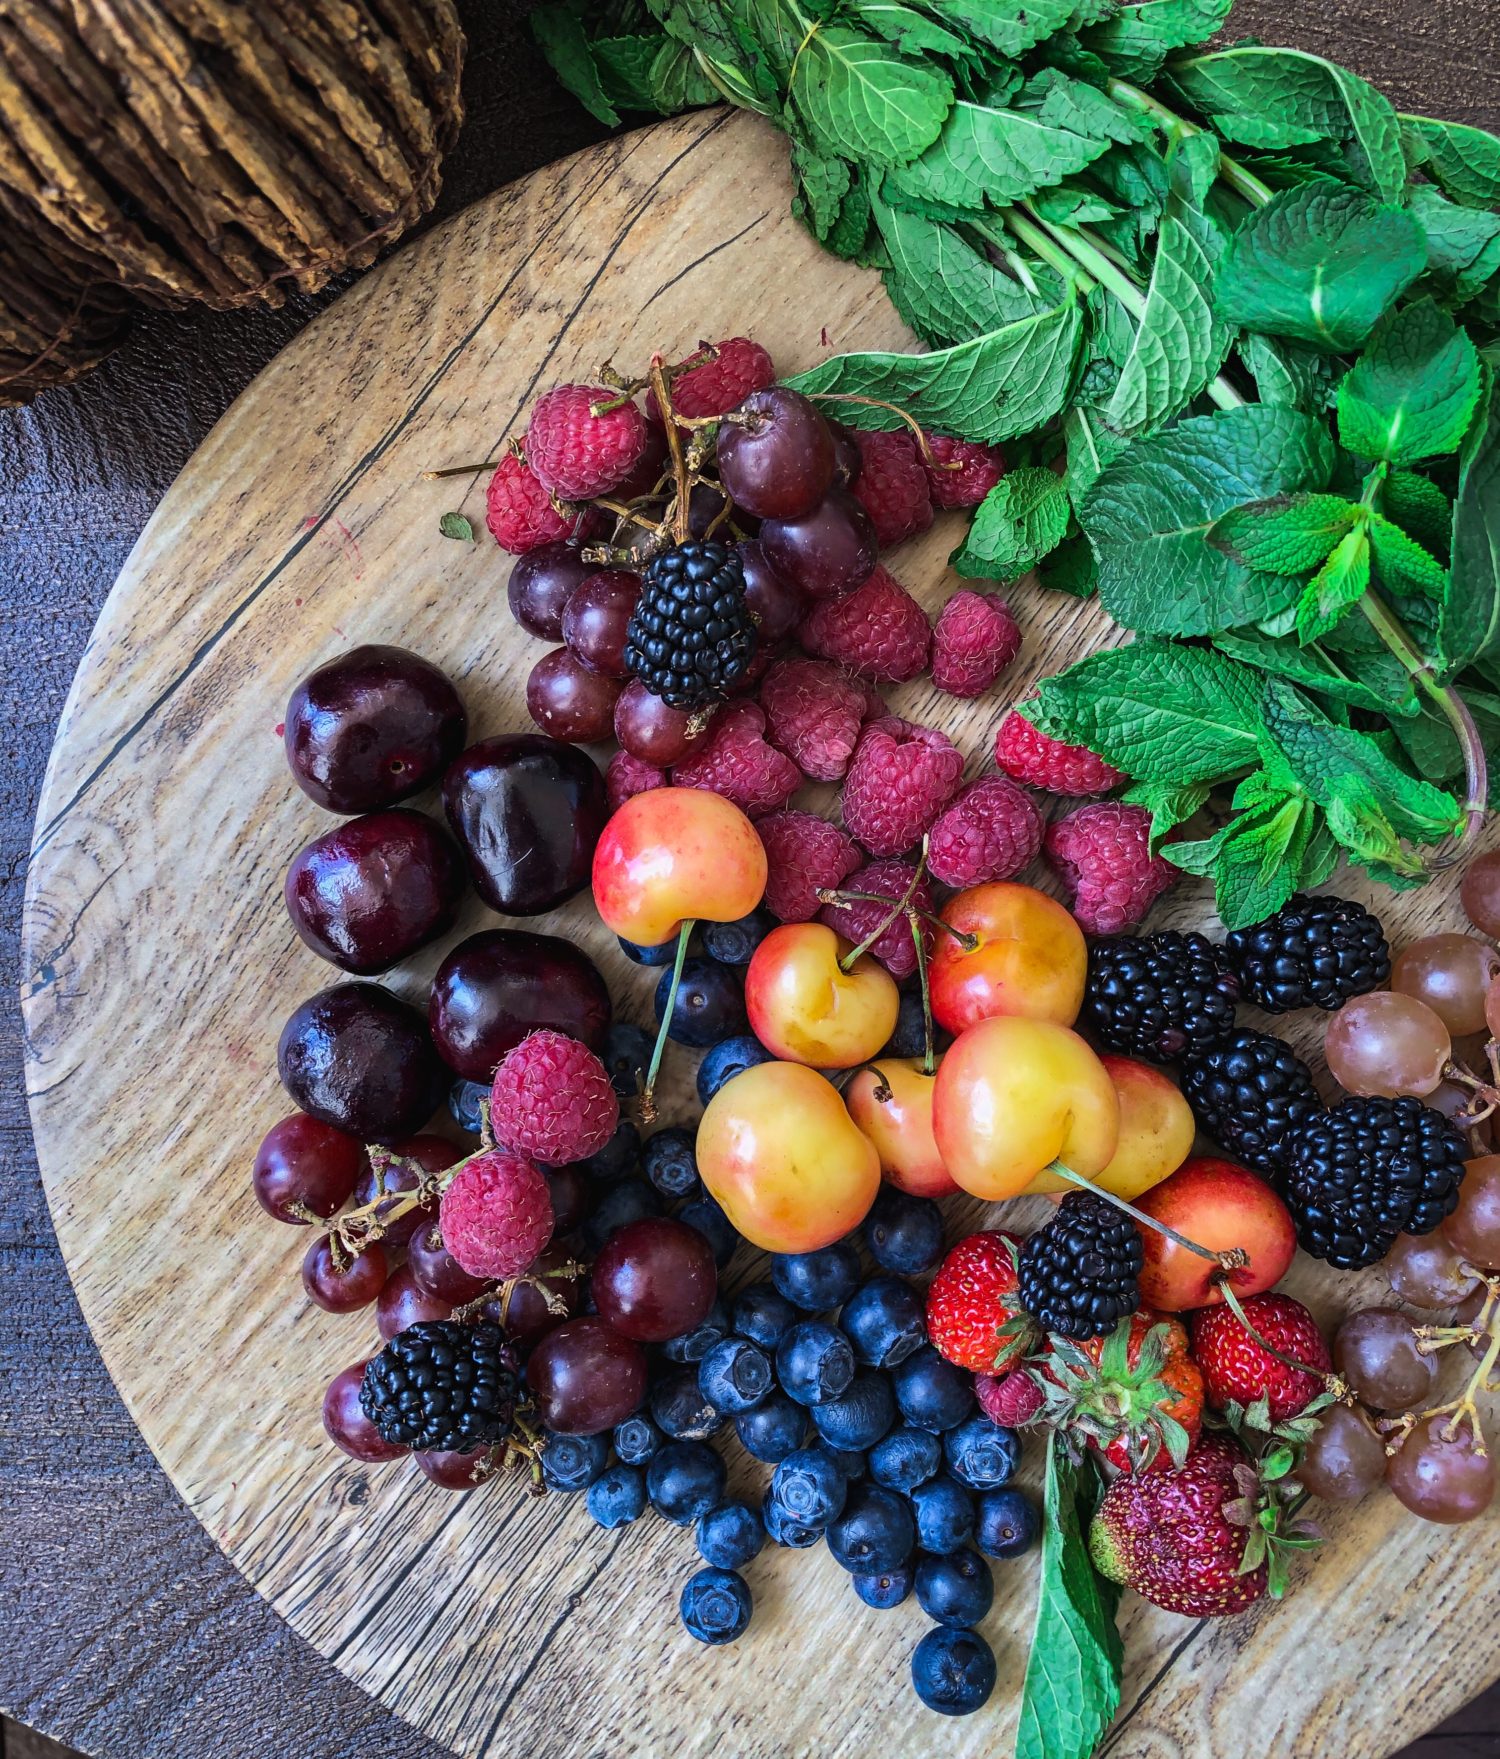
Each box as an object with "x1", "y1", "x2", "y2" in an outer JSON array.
[
  {"x1": 929, "y1": 883, "x2": 1086, "y2": 1035},
  {"x1": 845, "y1": 1057, "x2": 957, "y2": 1198},
  {"x1": 1134, "y1": 1157, "x2": 1297, "y2": 1311},
  {"x1": 526, "y1": 1316, "x2": 648, "y2": 1434},
  {"x1": 508, "y1": 541, "x2": 596, "y2": 640},
  {"x1": 591, "y1": 1218, "x2": 718, "y2": 1342},
  {"x1": 444, "y1": 735, "x2": 608, "y2": 915},
  {"x1": 252, "y1": 1112, "x2": 366, "y2": 1222},
  {"x1": 428, "y1": 929, "x2": 612, "y2": 1080},
  {"x1": 592, "y1": 786, "x2": 768, "y2": 945},
  {"x1": 285, "y1": 645, "x2": 466, "y2": 814},
  {"x1": 284, "y1": 808, "x2": 465, "y2": 975},
  {"x1": 277, "y1": 982, "x2": 448, "y2": 1143}
]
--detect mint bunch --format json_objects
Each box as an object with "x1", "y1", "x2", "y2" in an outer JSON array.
[{"x1": 535, "y1": 0, "x2": 1500, "y2": 928}]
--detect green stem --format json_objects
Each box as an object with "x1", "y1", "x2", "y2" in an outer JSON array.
[
  {"x1": 1042, "y1": 1160, "x2": 1248, "y2": 1273},
  {"x1": 911, "y1": 913, "x2": 936, "y2": 1076},
  {"x1": 642, "y1": 920, "x2": 694, "y2": 1120},
  {"x1": 1105, "y1": 78, "x2": 1276, "y2": 207}
]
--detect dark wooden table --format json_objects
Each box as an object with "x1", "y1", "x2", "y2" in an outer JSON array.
[{"x1": 3, "y1": 4, "x2": 1498, "y2": 1755}]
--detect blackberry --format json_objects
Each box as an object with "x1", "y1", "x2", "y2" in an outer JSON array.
[
  {"x1": 624, "y1": 539, "x2": 756, "y2": 708},
  {"x1": 360, "y1": 1321, "x2": 519, "y2": 1452},
  {"x1": 1279, "y1": 1096, "x2": 1467, "y2": 1268},
  {"x1": 1016, "y1": 1191, "x2": 1143, "y2": 1340},
  {"x1": 1180, "y1": 1028, "x2": 1323, "y2": 1176},
  {"x1": 1082, "y1": 931, "x2": 1240, "y2": 1061},
  {"x1": 1225, "y1": 893, "x2": 1390, "y2": 1013}
]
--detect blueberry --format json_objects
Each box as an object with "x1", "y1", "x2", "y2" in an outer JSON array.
[
  {"x1": 651, "y1": 1365, "x2": 727, "y2": 1441},
  {"x1": 975, "y1": 1487, "x2": 1040, "y2": 1560},
  {"x1": 944, "y1": 1416, "x2": 1021, "y2": 1490},
  {"x1": 655, "y1": 957, "x2": 747, "y2": 1046},
  {"x1": 699, "y1": 1337, "x2": 773, "y2": 1414},
  {"x1": 540, "y1": 1430, "x2": 610, "y2": 1493},
  {"x1": 812, "y1": 1369, "x2": 896, "y2": 1452},
  {"x1": 678, "y1": 1194, "x2": 741, "y2": 1270},
  {"x1": 618, "y1": 935, "x2": 681, "y2": 966},
  {"x1": 864, "y1": 1186, "x2": 945, "y2": 1276},
  {"x1": 771, "y1": 1242, "x2": 862, "y2": 1312},
  {"x1": 612, "y1": 1413, "x2": 664, "y2": 1467},
  {"x1": 702, "y1": 909, "x2": 776, "y2": 965},
  {"x1": 587, "y1": 1463, "x2": 646, "y2": 1528},
  {"x1": 732, "y1": 1281, "x2": 797, "y2": 1350},
  {"x1": 770, "y1": 1445, "x2": 848, "y2": 1529},
  {"x1": 776, "y1": 1321, "x2": 856, "y2": 1407},
  {"x1": 643, "y1": 1125, "x2": 700, "y2": 1200},
  {"x1": 893, "y1": 1346, "x2": 976, "y2": 1434},
  {"x1": 582, "y1": 1178, "x2": 664, "y2": 1253},
  {"x1": 868, "y1": 1423, "x2": 942, "y2": 1494},
  {"x1": 448, "y1": 1078, "x2": 487, "y2": 1135},
  {"x1": 647, "y1": 1440, "x2": 727, "y2": 1525},
  {"x1": 762, "y1": 1488, "x2": 823, "y2": 1548},
  {"x1": 826, "y1": 1482, "x2": 916, "y2": 1575},
  {"x1": 736, "y1": 1393, "x2": 809, "y2": 1463},
  {"x1": 828, "y1": 1445, "x2": 867, "y2": 1480},
  {"x1": 881, "y1": 990, "x2": 950, "y2": 1060},
  {"x1": 697, "y1": 1033, "x2": 774, "y2": 1105},
  {"x1": 909, "y1": 1474, "x2": 975, "y2": 1555},
  {"x1": 574, "y1": 1118, "x2": 640, "y2": 1184},
  {"x1": 910, "y1": 1626, "x2": 997, "y2": 1716},
  {"x1": 852, "y1": 1564, "x2": 913, "y2": 1610},
  {"x1": 600, "y1": 1021, "x2": 654, "y2": 1098},
  {"x1": 661, "y1": 1295, "x2": 730, "y2": 1364},
  {"x1": 840, "y1": 1276, "x2": 927, "y2": 1369},
  {"x1": 916, "y1": 1548, "x2": 994, "y2": 1627},
  {"x1": 680, "y1": 1566, "x2": 753, "y2": 1645},
  {"x1": 696, "y1": 1500, "x2": 765, "y2": 1570}
]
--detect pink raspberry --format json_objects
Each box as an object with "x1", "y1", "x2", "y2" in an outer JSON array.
[
  {"x1": 849, "y1": 428, "x2": 934, "y2": 548},
  {"x1": 438, "y1": 1150, "x2": 554, "y2": 1280},
  {"x1": 842, "y1": 716, "x2": 964, "y2": 857},
  {"x1": 526, "y1": 384, "x2": 648, "y2": 500},
  {"x1": 977, "y1": 1367, "x2": 1045, "y2": 1427},
  {"x1": 801, "y1": 566, "x2": 932, "y2": 684},
  {"x1": 858, "y1": 679, "x2": 888, "y2": 723},
  {"x1": 756, "y1": 810, "x2": 862, "y2": 922},
  {"x1": 995, "y1": 709, "x2": 1128, "y2": 795},
  {"x1": 485, "y1": 448, "x2": 588, "y2": 555},
  {"x1": 489, "y1": 1029, "x2": 619, "y2": 1164},
  {"x1": 607, "y1": 749, "x2": 667, "y2": 813},
  {"x1": 931, "y1": 591, "x2": 1022, "y2": 698},
  {"x1": 646, "y1": 337, "x2": 776, "y2": 421},
  {"x1": 1045, "y1": 802, "x2": 1180, "y2": 934},
  {"x1": 923, "y1": 434, "x2": 1007, "y2": 509},
  {"x1": 759, "y1": 658, "x2": 867, "y2": 782},
  {"x1": 927, "y1": 776, "x2": 1044, "y2": 888},
  {"x1": 819, "y1": 858, "x2": 932, "y2": 981},
  {"x1": 671, "y1": 700, "x2": 801, "y2": 818}
]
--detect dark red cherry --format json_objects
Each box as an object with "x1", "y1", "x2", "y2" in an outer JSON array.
[
  {"x1": 525, "y1": 648, "x2": 621, "y2": 742},
  {"x1": 738, "y1": 540, "x2": 806, "y2": 647},
  {"x1": 562, "y1": 569, "x2": 641, "y2": 678},
  {"x1": 716, "y1": 387, "x2": 835, "y2": 520},
  {"x1": 429, "y1": 928, "x2": 611, "y2": 1081},
  {"x1": 507, "y1": 542, "x2": 596, "y2": 640},
  {"x1": 277, "y1": 982, "x2": 448, "y2": 1144},
  {"x1": 526, "y1": 1316, "x2": 647, "y2": 1433}
]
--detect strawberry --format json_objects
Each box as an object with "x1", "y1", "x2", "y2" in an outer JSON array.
[
  {"x1": 1037, "y1": 1309, "x2": 1204, "y2": 1474},
  {"x1": 1190, "y1": 1294, "x2": 1333, "y2": 1424},
  {"x1": 925, "y1": 1231, "x2": 1035, "y2": 1372}
]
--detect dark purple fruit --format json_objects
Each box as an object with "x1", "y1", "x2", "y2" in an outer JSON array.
[
  {"x1": 285, "y1": 645, "x2": 466, "y2": 814},
  {"x1": 443, "y1": 735, "x2": 607, "y2": 915},
  {"x1": 277, "y1": 982, "x2": 448, "y2": 1144},
  {"x1": 738, "y1": 540, "x2": 805, "y2": 648},
  {"x1": 715, "y1": 387, "x2": 835, "y2": 521},
  {"x1": 284, "y1": 808, "x2": 465, "y2": 975},
  {"x1": 507, "y1": 542, "x2": 596, "y2": 640},
  {"x1": 429, "y1": 929, "x2": 612, "y2": 1081}
]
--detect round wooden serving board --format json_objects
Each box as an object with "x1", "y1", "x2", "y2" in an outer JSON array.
[{"x1": 21, "y1": 108, "x2": 1500, "y2": 1759}]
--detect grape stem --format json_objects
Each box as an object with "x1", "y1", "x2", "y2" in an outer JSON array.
[
  {"x1": 648, "y1": 353, "x2": 693, "y2": 546},
  {"x1": 802, "y1": 392, "x2": 955, "y2": 470},
  {"x1": 640, "y1": 918, "x2": 694, "y2": 1123},
  {"x1": 329, "y1": 1147, "x2": 460, "y2": 1264}
]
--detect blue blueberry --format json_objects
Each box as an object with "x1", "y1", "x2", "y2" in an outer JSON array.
[
  {"x1": 655, "y1": 956, "x2": 747, "y2": 1046},
  {"x1": 678, "y1": 1194, "x2": 741, "y2": 1269},
  {"x1": 944, "y1": 1416, "x2": 1021, "y2": 1490},
  {"x1": 762, "y1": 1488, "x2": 822, "y2": 1548},
  {"x1": 916, "y1": 1548, "x2": 993, "y2": 1627},
  {"x1": 646, "y1": 1440, "x2": 727, "y2": 1526},
  {"x1": 840, "y1": 1277, "x2": 927, "y2": 1369},
  {"x1": 771, "y1": 1242, "x2": 861, "y2": 1312},
  {"x1": 699, "y1": 1337, "x2": 773, "y2": 1414},
  {"x1": 827, "y1": 1481, "x2": 916, "y2": 1575},
  {"x1": 776, "y1": 1322, "x2": 856, "y2": 1407},
  {"x1": 702, "y1": 909, "x2": 776, "y2": 965},
  {"x1": 680, "y1": 1566, "x2": 753, "y2": 1645},
  {"x1": 651, "y1": 1365, "x2": 727, "y2": 1441},
  {"x1": 696, "y1": 1500, "x2": 765, "y2": 1570},
  {"x1": 736, "y1": 1393, "x2": 809, "y2": 1463},
  {"x1": 770, "y1": 1445, "x2": 848, "y2": 1529},
  {"x1": 909, "y1": 1474, "x2": 975, "y2": 1555},
  {"x1": 910, "y1": 1626, "x2": 997, "y2": 1716},
  {"x1": 864, "y1": 1186, "x2": 945, "y2": 1276},
  {"x1": 868, "y1": 1424, "x2": 943, "y2": 1494},
  {"x1": 661, "y1": 1295, "x2": 730, "y2": 1363},
  {"x1": 586, "y1": 1463, "x2": 646, "y2": 1528},
  {"x1": 893, "y1": 1346, "x2": 976, "y2": 1434},
  {"x1": 582, "y1": 1179, "x2": 664, "y2": 1253},
  {"x1": 812, "y1": 1369, "x2": 896, "y2": 1452},
  {"x1": 617, "y1": 935, "x2": 681, "y2": 966},
  {"x1": 643, "y1": 1126, "x2": 700, "y2": 1200},
  {"x1": 732, "y1": 1281, "x2": 797, "y2": 1351},
  {"x1": 447, "y1": 1078, "x2": 487, "y2": 1135},
  {"x1": 540, "y1": 1430, "x2": 610, "y2": 1493},
  {"x1": 975, "y1": 1487, "x2": 1040, "y2": 1560},
  {"x1": 881, "y1": 990, "x2": 951, "y2": 1060},
  {"x1": 697, "y1": 1033, "x2": 774, "y2": 1105},
  {"x1": 612, "y1": 1413, "x2": 664, "y2": 1467},
  {"x1": 575, "y1": 1118, "x2": 640, "y2": 1184},
  {"x1": 600, "y1": 1021, "x2": 654, "y2": 1098},
  {"x1": 828, "y1": 1446, "x2": 867, "y2": 1480},
  {"x1": 852, "y1": 1564, "x2": 913, "y2": 1610}
]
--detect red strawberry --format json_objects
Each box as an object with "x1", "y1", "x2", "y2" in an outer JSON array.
[
  {"x1": 1038, "y1": 1309, "x2": 1204, "y2": 1475},
  {"x1": 925, "y1": 1231, "x2": 1034, "y2": 1372},
  {"x1": 1190, "y1": 1294, "x2": 1333, "y2": 1422}
]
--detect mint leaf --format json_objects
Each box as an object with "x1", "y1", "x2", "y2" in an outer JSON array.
[
  {"x1": 591, "y1": 35, "x2": 666, "y2": 111},
  {"x1": 1064, "y1": 403, "x2": 1129, "y2": 501},
  {"x1": 1384, "y1": 469, "x2": 1455, "y2": 557},
  {"x1": 1106, "y1": 210, "x2": 1232, "y2": 436},
  {"x1": 1017, "y1": 1439, "x2": 1122, "y2": 1759},
  {"x1": 792, "y1": 143, "x2": 853, "y2": 242},
  {"x1": 1215, "y1": 627, "x2": 1419, "y2": 715},
  {"x1": 1216, "y1": 182, "x2": 1427, "y2": 352},
  {"x1": 1173, "y1": 786, "x2": 1330, "y2": 928},
  {"x1": 531, "y1": 7, "x2": 620, "y2": 125},
  {"x1": 1368, "y1": 514, "x2": 1448, "y2": 600},
  {"x1": 1040, "y1": 534, "x2": 1100, "y2": 598},
  {"x1": 1024, "y1": 69, "x2": 1148, "y2": 145},
  {"x1": 1081, "y1": 406, "x2": 1336, "y2": 636},
  {"x1": 926, "y1": 0, "x2": 1075, "y2": 57},
  {"x1": 1337, "y1": 300, "x2": 1483, "y2": 464},
  {"x1": 648, "y1": 37, "x2": 719, "y2": 110},
  {"x1": 790, "y1": 27, "x2": 953, "y2": 168},
  {"x1": 1402, "y1": 114, "x2": 1500, "y2": 208},
  {"x1": 953, "y1": 468, "x2": 1072, "y2": 578},
  {"x1": 1408, "y1": 186, "x2": 1500, "y2": 305},
  {"x1": 884, "y1": 101, "x2": 1116, "y2": 211},
  {"x1": 1075, "y1": 0, "x2": 1232, "y2": 83},
  {"x1": 1439, "y1": 368, "x2": 1500, "y2": 673},
  {"x1": 1123, "y1": 777, "x2": 1213, "y2": 848},
  {"x1": 872, "y1": 198, "x2": 1050, "y2": 345},
  {"x1": 1210, "y1": 493, "x2": 1357, "y2": 574},
  {"x1": 1295, "y1": 523, "x2": 1371, "y2": 643},
  {"x1": 437, "y1": 511, "x2": 475, "y2": 542},
  {"x1": 1237, "y1": 333, "x2": 1342, "y2": 413},
  {"x1": 854, "y1": 1, "x2": 981, "y2": 58}
]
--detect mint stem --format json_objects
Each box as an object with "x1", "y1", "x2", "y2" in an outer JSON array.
[{"x1": 1105, "y1": 79, "x2": 1277, "y2": 207}]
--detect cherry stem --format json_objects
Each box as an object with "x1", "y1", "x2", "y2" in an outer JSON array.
[
  {"x1": 647, "y1": 354, "x2": 693, "y2": 545},
  {"x1": 1042, "y1": 1160, "x2": 1249, "y2": 1274},
  {"x1": 803, "y1": 392, "x2": 954, "y2": 470},
  {"x1": 839, "y1": 851, "x2": 929, "y2": 972},
  {"x1": 822, "y1": 888, "x2": 977, "y2": 952},
  {"x1": 912, "y1": 912, "x2": 937, "y2": 1076},
  {"x1": 641, "y1": 920, "x2": 694, "y2": 1123},
  {"x1": 1216, "y1": 1279, "x2": 1348, "y2": 1394}
]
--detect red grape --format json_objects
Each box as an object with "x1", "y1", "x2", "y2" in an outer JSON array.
[
  {"x1": 1387, "y1": 1413, "x2": 1496, "y2": 1522},
  {"x1": 484, "y1": 1243, "x2": 584, "y2": 1348},
  {"x1": 1424, "y1": 1079, "x2": 1493, "y2": 1153},
  {"x1": 1461, "y1": 849, "x2": 1500, "y2": 937},
  {"x1": 562, "y1": 569, "x2": 641, "y2": 678},
  {"x1": 408, "y1": 1219, "x2": 492, "y2": 1304},
  {"x1": 759, "y1": 490, "x2": 878, "y2": 600},
  {"x1": 302, "y1": 1235, "x2": 389, "y2": 1312},
  {"x1": 352, "y1": 1134, "x2": 457, "y2": 1249},
  {"x1": 507, "y1": 542, "x2": 595, "y2": 640},
  {"x1": 323, "y1": 1359, "x2": 405, "y2": 1462},
  {"x1": 1325, "y1": 991, "x2": 1450, "y2": 1097},
  {"x1": 253, "y1": 1113, "x2": 365, "y2": 1223},
  {"x1": 828, "y1": 420, "x2": 862, "y2": 488},
  {"x1": 738, "y1": 538, "x2": 805, "y2": 647},
  {"x1": 526, "y1": 648, "x2": 621, "y2": 741},
  {"x1": 716, "y1": 387, "x2": 835, "y2": 520},
  {"x1": 1299, "y1": 1403, "x2": 1387, "y2": 1502},
  {"x1": 416, "y1": 1445, "x2": 494, "y2": 1489},
  {"x1": 1444, "y1": 1153, "x2": 1500, "y2": 1270},
  {"x1": 526, "y1": 1315, "x2": 647, "y2": 1433},
  {"x1": 614, "y1": 678, "x2": 716, "y2": 766},
  {"x1": 591, "y1": 1217, "x2": 717, "y2": 1342},
  {"x1": 1334, "y1": 1307, "x2": 1438, "y2": 1410},
  {"x1": 1392, "y1": 934, "x2": 1500, "y2": 1036},
  {"x1": 1385, "y1": 1230, "x2": 1482, "y2": 1307},
  {"x1": 377, "y1": 1265, "x2": 456, "y2": 1340},
  {"x1": 614, "y1": 420, "x2": 670, "y2": 500},
  {"x1": 542, "y1": 1163, "x2": 593, "y2": 1236}
]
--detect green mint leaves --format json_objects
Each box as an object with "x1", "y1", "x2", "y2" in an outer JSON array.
[
  {"x1": 1336, "y1": 300, "x2": 1484, "y2": 464},
  {"x1": 791, "y1": 26, "x2": 953, "y2": 167}
]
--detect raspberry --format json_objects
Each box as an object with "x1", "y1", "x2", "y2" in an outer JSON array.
[
  {"x1": 1045, "y1": 802, "x2": 1179, "y2": 935},
  {"x1": 842, "y1": 716, "x2": 964, "y2": 858},
  {"x1": 819, "y1": 858, "x2": 933, "y2": 980},
  {"x1": 802, "y1": 566, "x2": 932, "y2": 684},
  {"x1": 489, "y1": 1029, "x2": 620, "y2": 1164},
  {"x1": 671, "y1": 699, "x2": 801, "y2": 818},
  {"x1": 849, "y1": 428, "x2": 934, "y2": 547},
  {"x1": 756, "y1": 809, "x2": 862, "y2": 922},
  {"x1": 931, "y1": 591, "x2": 1022, "y2": 698},
  {"x1": 759, "y1": 657, "x2": 867, "y2": 782},
  {"x1": 994, "y1": 710, "x2": 1127, "y2": 795},
  {"x1": 976, "y1": 1368, "x2": 1044, "y2": 1428},
  {"x1": 646, "y1": 337, "x2": 776, "y2": 421},
  {"x1": 438, "y1": 1150, "x2": 554, "y2": 1280},
  {"x1": 607, "y1": 748, "x2": 667, "y2": 812},
  {"x1": 526, "y1": 383, "x2": 648, "y2": 500},
  {"x1": 927, "y1": 776, "x2": 1044, "y2": 888},
  {"x1": 923, "y1": 434, "x2": 1006, "y2": 509},
  {"x1": 486, "y1": 448, "x2": 587, "y2": 555}
]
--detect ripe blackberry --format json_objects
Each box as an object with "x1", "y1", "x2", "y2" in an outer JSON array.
[
  {"x1": 1082, "y1": 931, "x2": 1240, "y2": 1061},
  {"x1": 360, "y1": 1321, "x2": 520, "y2": 1452},
  {"x1": 1278, "y1": 1097, "x2": 1467, "y2": 1269},
  {"x1": 1225, "y1": 893, "x2": 1390, "y2": 1013},
  {"x1": 1179, "y1": 1029, "x2": 1323, "y2": 1176},
  {"x1": 1017, "y1": 1191, "x2": 1143, "y2": 1341},
  {"x1": 625, "y1": 540, "x2": 756, "y2": 709}
]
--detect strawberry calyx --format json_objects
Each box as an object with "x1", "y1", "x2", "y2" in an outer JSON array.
[
  {"x1": 1221, "y1": 1452, "x2": 1323, "y2": 1600},
  {"x1": 1036, "y1": 1314, "x2": 1196, "y2": 1474}
]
